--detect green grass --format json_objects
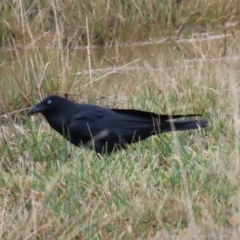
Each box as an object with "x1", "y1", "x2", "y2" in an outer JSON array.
[
  {"x1": 1, "y1": 0, "x2": 240, "y2": 239},
  {"x1": 0, "y1": 78, "x2": 238, "y2": 239},
  {"x1": 0, "y1": 0, "x2": 239, "y2": 47}
]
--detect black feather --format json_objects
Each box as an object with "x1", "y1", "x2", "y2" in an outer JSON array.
[{"x1": 28, "y1": 95, "x2": 208, "y2": 155}]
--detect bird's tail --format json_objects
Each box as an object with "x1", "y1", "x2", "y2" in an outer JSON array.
[{"x1": 159, "y1": 119, "x2": 208, "y2": 133}]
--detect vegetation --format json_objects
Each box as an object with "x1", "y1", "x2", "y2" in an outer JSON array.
[
  {"x1": 0, "y1": 0, "x2": 239, "y2": 46},
  {"x1": 1, "y1": 0, "x2": 240, "y2": 239}
]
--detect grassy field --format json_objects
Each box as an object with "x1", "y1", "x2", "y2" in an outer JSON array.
[
  {"x1": 0, "y1": 0, "x2": 239, "y2": 47},
  {"x1": 1, "y1": 0, "x2": 240, "y2": 239}
]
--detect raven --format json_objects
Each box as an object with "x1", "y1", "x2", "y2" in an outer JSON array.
[{"x1": 28, "y1": 95, "x2": 208, "y2": 154}]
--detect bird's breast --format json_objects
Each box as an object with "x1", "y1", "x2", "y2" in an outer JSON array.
[{"x1": 44, "y1": 115, "x2": 68, "y2": 136}]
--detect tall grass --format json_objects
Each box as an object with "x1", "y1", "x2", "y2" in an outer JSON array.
[{"x1": 0, "y1": 0, "x2": 239, "y2": 47}]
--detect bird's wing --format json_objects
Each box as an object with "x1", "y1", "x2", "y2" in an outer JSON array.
[
  {"x1": 69, "y1": 107, "x2": 202, "y2": 138},
  {"x1": 68, "y1": 109, "x2": 109, "y2": 138},
  {"x1": 69, "y1": 107, "x2": 156, "y2": 141},
  {"x1": 111, "y1": 109, "x2": 200, "y2": 120},
  {"x1": 68, "y1": 109, "x2": 153, "y2": 139},
  {"x1": 68, "y1": 108, "x2": 129, "y2": 153}
]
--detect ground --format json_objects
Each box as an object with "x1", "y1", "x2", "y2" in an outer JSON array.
[{"x1": 0, "y1": 1, "x2": 240, "y2": 239}]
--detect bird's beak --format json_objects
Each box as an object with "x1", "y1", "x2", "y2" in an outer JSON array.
[{"x1": 28, "y1": 103, "x2": 44, "y2": 115}]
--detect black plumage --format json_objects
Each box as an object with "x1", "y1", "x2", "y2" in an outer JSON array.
[{"x1": 28, "y1": 95, "x2": 208, "y2": 154}]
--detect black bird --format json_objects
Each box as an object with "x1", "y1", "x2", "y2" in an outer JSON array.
[{"x1": 28, "y1": 95, "x2": 208, "y2": 154}]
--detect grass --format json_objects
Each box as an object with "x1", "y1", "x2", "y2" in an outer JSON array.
[
  {"x1": 1, "y1": 0, "x2": 240, "y2": 239},
  {"x1": 0, "y1": 0, "x2": 239, "y2": 47}
]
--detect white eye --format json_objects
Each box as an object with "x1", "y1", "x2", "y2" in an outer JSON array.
[{"x1": 47, "y1": 99, "x2": 52, "y2": 104}]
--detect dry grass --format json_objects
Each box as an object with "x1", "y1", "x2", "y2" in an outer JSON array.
[
  {"x1": 1, "y1": 0, "x2": 240, "y2": 239},
  {"x1": 0, "y1": 0, "x2": 239, "y2": 47}
]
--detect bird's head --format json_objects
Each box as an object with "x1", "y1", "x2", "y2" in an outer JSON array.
[{"x1": 28, "y1": 95, "x2": 71, "y2": 116}]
